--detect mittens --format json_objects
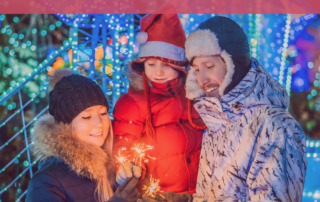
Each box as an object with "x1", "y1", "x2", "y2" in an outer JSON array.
[
  {"x1": 108, "y1": 177, "x2": 141, "y2": 202},
  {"x1": 116, "y1": 162, "x2": 142, "y2": 185}
]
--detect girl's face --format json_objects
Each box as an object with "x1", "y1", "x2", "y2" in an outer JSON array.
[
  {"x1": 144, "y1": 58, "x2": 179, "y2": 83},
  {"x1": 192, "y1": 56, "x2": 227, "y2": 98},
  {"x1": 71, "y1": 105, "x2": 110, "y2": 147}
]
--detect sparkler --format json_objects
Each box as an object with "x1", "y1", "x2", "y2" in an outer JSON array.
[
  {"x1": 142, "y1": 175, "x2": 161, "y2": 198},
  {"x1": 131, "y1": 143, "x2": 154, "y2": 166},
  {"x1": 115, "y1": 149, "x2": 128, "y2": 164}
]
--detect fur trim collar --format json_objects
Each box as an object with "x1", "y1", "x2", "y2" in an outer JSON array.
[
  {"x1": 185, "y1": 29, "x2": 236, "y2": 99},
  {"x1": 125, "y1": 55, "x2": 155, "y2": 91},
  {"x1": 31, "y1": 114, "x2": 115, "y2": 183},
  {"x1": 126, "y1": 61, "x2": 145, "y2": 90},
  {"x1": 219, "y1": 50, "x2": 235, "y2": 96},
  {"x1": 185, "y1": 29, "x2": 221, "y2": 61},
  {"x1": 185, "y1": 65, "x2": 205, "y2": 100}
]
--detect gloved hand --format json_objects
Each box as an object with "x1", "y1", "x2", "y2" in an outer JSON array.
[
  {"x1": 137, "y1": 192, "x2": 193, "y2": 202},
  {"x1": 109, "y1": 177, "x2": 141, "y2": 202},
  {"x1": 116, "y1": 162, "x2": 142, "y2": 185}
]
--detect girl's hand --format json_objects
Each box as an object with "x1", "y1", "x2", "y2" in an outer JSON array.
[{"x1": 116, "y1": 162, "x2": 142, "y2": 185}]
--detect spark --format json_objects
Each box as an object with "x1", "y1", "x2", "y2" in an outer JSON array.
[
  {"x1": 142, "y1": 175, "x2": 161, "y2": 198},
  {"x1": 115, "y1": 149, "x2": 127, "y2": 164},
  {"x1": 131, "y1": 143, "x2": 154, "y2": 166}
]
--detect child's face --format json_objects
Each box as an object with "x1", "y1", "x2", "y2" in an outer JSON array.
[
  {"x1": 144, "y1": 58, "x2": 179, "y2": 83},
  {"x1": 71, "y1": 105, "x2": 110, "y2": 147}
]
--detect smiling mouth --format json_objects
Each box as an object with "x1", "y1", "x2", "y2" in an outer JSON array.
[
  {"x1": 204, "y1": 84, "x2": 219, "y2": 93},
  {"x1": 90, "y1": 132, "x2": 102, "y2": 137},
  {"x1": 206, "y1": 86, "x2": 219, "y2": 93}
]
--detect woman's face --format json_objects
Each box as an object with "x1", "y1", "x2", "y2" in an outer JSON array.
[
  {"x1": 144, "y1": 58, "x2": 179, "y2": 83},
  {"x1": 71, "y1": 105, "x2": 110, "y2": 147},
  {"x1": 192, "y1": 56, "x2": 227, "y2": 97}
]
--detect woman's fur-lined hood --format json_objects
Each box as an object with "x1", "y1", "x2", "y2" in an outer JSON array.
[{"x1": 30, "y1": 114, "x2": 115, "y2": 183}]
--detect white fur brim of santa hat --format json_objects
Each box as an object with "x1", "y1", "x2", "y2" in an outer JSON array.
[
  {"x1": 185, "y1": 29, "x2": 235, "y2": 100},
  {"x1": 138, "y1": 40, "x2": 187, "y2": 62}
]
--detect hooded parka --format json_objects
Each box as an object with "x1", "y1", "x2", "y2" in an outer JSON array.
[
  {"x1": 112, "y1": 65, "x2": 205, "y2": 194},
  {"x1": 25, "y1": 114, "x2": 115, "y2": 202},
  {"x1": 185, "y1": 16, "x2": 307, "y2": 202}
]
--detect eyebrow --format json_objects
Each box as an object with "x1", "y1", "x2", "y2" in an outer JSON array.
[
  {"x1": 83, "y1": 106, "x2": 105, "y2": 112},
  {"x1": 146, "y1": 58, "x2": 156, "y2": 62},
  {"x1": 202, "y1": 62, "x2": 214, "y2": 66}
]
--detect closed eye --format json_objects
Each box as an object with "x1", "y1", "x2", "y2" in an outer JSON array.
[
  {"x1": 82, "y1": 116, "x2": 90, "y2": 119},
  {"x1": 207, "y1": 66, "x2": 214, "y2": 69},
  {"x1": 101, "y1": 113, "x2": 107, "y2": 115},
  {"x1": 147, "y1": 63, "x2": 154, "y2": 66}
]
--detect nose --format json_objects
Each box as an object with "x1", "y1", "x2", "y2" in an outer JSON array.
[
  {"x1": 155, "y1": 65, "x2": 164, "y2": 76},
  {"x1": 92, "y1": 114, "x2": 103, "y2": 128},
  {"x1": 198, "y1": 69, "x2": 210, "y2": 86}
]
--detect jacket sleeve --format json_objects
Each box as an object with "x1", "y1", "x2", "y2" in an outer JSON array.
[
  {"x1": 193, "y1": 113, "x2": 307, "y2": 202},
  {"x1": 245, "y1": 115, "x2": 307, "y2": 202},
  {"x1": 112, "y1": 94, "x2": 147, "y2": 177},
  {"x1": 26, "y1": 172, "x2": 67, "y2": 202}
]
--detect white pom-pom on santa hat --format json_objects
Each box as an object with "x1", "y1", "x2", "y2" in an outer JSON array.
[{"x1": 136, "y1": 32, "x2": 148, "y2": 44}]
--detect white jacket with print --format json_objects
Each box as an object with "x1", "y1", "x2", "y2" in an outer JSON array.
[{"x1": 186, "y1": 58, "x2": 307, "y2": 202}]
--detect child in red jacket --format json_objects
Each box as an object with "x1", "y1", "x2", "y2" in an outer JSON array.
[{"x1": 112, "y1": 5, "x2": 206, "y2": 197}]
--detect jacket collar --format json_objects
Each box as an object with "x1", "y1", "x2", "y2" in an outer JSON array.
[
  {"x1": 31, "y1": 114, "x2": 115, "y2": 183},
  {"x1": 194, "y1": 58, "x2": 289, "y2": 134},
  {"x1": 149, "y1": 77, "x2": 185, "y2": 96}
]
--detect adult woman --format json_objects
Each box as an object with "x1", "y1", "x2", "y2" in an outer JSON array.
[{"x1": 26, "y1": 69, "x2": 141, "y2": 202}]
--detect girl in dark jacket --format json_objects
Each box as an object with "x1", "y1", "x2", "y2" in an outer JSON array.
[{"x1": 26, "y1": 69, "x2": 141, "y2": 202}]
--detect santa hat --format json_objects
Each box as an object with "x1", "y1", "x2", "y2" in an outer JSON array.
[
  {"x1": 131, "y1": 4, "x2": 188, "y2": 75},
  {"x1": 132, "y1": 5, "x2": 206, "y2": 138}
]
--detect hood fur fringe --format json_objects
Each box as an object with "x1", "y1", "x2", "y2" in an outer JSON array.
[
  {"x1": 185, "y1": 29, "x2": 236, "y2": 100},
  {"x1": 31, "y1": 114, "x2": 115, "y2": 185},
  {"x1": 125, "y1": 54, "x2": 153, "y2": 90}
]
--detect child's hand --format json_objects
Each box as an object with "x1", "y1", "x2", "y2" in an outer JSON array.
[{"x1": 116, "y1": 162, "x2": 142, "y2": 185}]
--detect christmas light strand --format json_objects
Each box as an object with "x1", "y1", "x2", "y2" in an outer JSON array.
[{"x1": 278, "y1": 14, "x2": 292, "y2": 86}]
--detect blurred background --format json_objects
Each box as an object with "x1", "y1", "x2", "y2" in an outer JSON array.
[{"x1": 0, "y1": 14, "x2": 319, "y2": 201}]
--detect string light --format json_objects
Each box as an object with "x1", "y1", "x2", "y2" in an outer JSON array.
[
  {"x1": 0, "y1": 39, "x2": 72, "y2": 103},
  {"x1": 253, "y1": 14, "x2": 261, "y2": 59},
  {"x1": 278, "y1": 14, "x2": 292, "y2": 86},
  {"x1": 1, "y1": 14, "x2": 318, "y2": 202}
]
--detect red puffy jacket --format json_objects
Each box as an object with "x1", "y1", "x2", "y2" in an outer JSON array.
[{"x1": 112, "y1": 69, "x2": 204, "y2": 194}]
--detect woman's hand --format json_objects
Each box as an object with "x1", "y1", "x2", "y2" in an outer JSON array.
[
  {"x1": 109, "y1": 177, "x2": 141, "y2": 202},
  {"x1": 116, "y1": 162, "x2": 142, "y2": 185}
]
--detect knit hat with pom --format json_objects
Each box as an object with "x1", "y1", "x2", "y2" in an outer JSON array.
[{"x1": 48, "y1": 69, "x2": 109, "y2": 124}]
